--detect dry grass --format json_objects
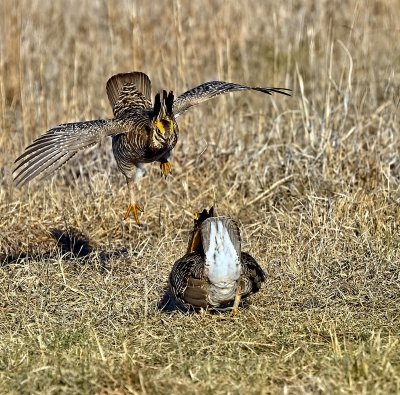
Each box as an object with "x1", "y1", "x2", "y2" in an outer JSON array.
[{"x1": 1, "y1": 0, "x2": 400, "y2": 393}]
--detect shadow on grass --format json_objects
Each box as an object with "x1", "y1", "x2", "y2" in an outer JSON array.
[
  {"x1": 157, "y1": 288, "x2": 251, "y2": 314},
  {"x1": 158, "y1": 289, "x2": 190, "y2": 313},
  {"x1": 0, "y1": 227, "x2": 128, "y2": 270}
]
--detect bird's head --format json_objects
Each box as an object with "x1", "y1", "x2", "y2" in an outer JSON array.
[
  {"x1": 151, "y1": 90, "x2": 176, "y2": 140},
  {"x1": 187, "y1": 207, "x2": 215, "y2": 253}
]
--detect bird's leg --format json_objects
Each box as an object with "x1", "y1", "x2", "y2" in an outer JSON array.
[
  {"x1": 160, "y1": 152, "x2": 172, "y2": 179},
  {"x1": 231, "y1": 283, "x2": 242, "y2": 316},
  {"x1": 124, "y1": 165, "x2": 145, "y2": 224},
  {"x1": 124, "y1": 180, "x2": 143, "y2": 224}
]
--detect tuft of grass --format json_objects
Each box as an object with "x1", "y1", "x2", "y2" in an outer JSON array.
[{"x1": 1, "y1": 0, "x2": 400, "y2": 393}]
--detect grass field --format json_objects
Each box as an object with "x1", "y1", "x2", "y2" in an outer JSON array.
[{"x1": 1, "y1": 0, "x2": 400, "y2": 393}]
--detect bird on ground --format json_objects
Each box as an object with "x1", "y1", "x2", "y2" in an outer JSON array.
[
  {"x1": 169, "y1": 207, "x2": 266, "y2": 313},
  {"x1": 13, "y1": 72, "x2": 291, "y2": 224}
]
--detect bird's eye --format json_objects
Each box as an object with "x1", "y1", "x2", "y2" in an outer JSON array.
[
  {"x1": 156, "y1": 119, "x2": 174, "y2": 135},
  {"x1": 156, "y1": 120, "x2": 164, "y2": 134}
]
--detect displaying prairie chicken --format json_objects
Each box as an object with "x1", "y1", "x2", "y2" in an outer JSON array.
[
  {"x1": 169, "y1": 207, "x2": 266, "y2": 313},
  {"x1": 13, "y1": 72, "x2": 291, "y2": 224}
]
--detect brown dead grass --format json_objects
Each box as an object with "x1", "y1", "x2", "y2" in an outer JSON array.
[{"x1": 0, "y1": 0, "x2": 400, "y2": 394}]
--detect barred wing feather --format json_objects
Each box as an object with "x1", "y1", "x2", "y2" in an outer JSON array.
[
  {"x1": 13, "y1": 119, "x2": 120, "y2": 187},
  {"x1": 173, "y1": 80, "x2": 291, "y2": 118}
]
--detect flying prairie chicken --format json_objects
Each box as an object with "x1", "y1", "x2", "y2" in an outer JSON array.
[
  {"x1": 14, "y1": 72, "x2": 291, "y2": 224},
  {"x1": 169, "y1": 207, "x2": 266, "y2": 313}
]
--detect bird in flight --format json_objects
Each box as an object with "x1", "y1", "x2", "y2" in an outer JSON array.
[
  {"x1": 14, "y1": 72, "x2": 291, "y2": 224},
  {"x1": 168, "y1": 207, "x2": 266, "y2": 313}
]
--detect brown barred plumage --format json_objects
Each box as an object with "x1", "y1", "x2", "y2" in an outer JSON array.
[
  {"x1": 169, "y1": 207, "x2": 266, "y2": 313},
  {"x1": 13, "y1": 72, "x2": 291, "y2": 223}
]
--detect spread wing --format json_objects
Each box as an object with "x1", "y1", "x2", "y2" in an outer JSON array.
[
  {"x1": 240, "y1": 251, "x2": 266, "y2": 297},
  {"x1": 106, "y1": 72, "x2": 152, "y2": 118},
  {"x1": 169, "y1": 252, "x2": 207, "y2": 309},
  {"x1": 13, "y1": 119, "x2": 123, "y2": 187},
  {"x1": 173, "y1": 80, "x2": 291, "y2": 118},
  {"x1": 14, "y1": 72, "x2": 154, "y2": 187}
]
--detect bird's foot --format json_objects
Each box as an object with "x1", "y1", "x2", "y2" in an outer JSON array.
[
  {"x1": 160, "y1": 161, "x2": 172, "y2": 179},
  {"x1": 230, "y1": 307, "x2": 240, "y2": 316},
  {"x1": 124, "y1": 202, "x2": 144, "y2": 224}
]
